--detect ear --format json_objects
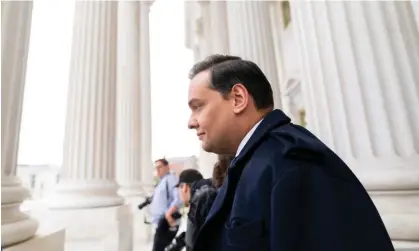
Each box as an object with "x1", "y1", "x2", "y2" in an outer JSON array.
[{"x1": 230, "y1": 83, "x2": 249, "y2": 114}]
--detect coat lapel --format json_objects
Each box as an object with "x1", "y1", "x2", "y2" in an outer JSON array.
[
  {"x1": 238, "y1": 110, "x2": 290, "y2": 159},
  {"x1": 194, "y1": 110, "x2": 291, "y2": 246}
]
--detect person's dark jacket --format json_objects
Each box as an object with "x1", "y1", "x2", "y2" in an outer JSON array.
[
  {"x1": 185, "y1": 178, "x2": 217, "y2": 251},
  {"x1": 192, "y1": 109, "x2": 394, "y2": 251}
]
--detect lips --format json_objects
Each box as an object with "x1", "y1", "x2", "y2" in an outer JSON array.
[{"x1": 197, "y1": 133, "x2": 205, "y2": 140}]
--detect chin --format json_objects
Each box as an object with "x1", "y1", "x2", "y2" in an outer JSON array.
[
  {"x1": 202, "y1": 144, "x2": 224, "y2": 155},
  {"x1": 204, "y1": 143, "x2": 235, "y2": 155},
  {"x1": 202, "y1": 146, "x2": 213, "y2": 153},
  {"x1": 201, "y1": 142, "x2": 215, "y2": 153},
  {"x1": 201, "y1": 141, "x2": 210, "y2": 151}
]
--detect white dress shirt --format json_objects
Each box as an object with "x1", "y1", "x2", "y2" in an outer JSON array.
[{"x1": 235, "y1": 119, "x2": 263, "y2": 157}]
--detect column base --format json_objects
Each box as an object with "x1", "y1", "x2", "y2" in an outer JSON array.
[
  {"x1": 371, "y1": 191, "x2": 419, "y2": 242},
  {"x1": 47, "y1": 205, "x2": 131, "y2": 251},
  {"x1": 393, "y1": 240, "x2": 419, "y2": 250},
  {"x1": 349, "y1": 155, "x2": 419, "y2": 191},
  {"x1": 48, "y1": 180, "x2": 124, "y2": 209},
  {"x1": 1, "y1": 176, "x2": 39, "y2": 247},
  {"x1": 4, "y1": 223, "x2": 65, "y2": 251},
  {"x1": 350, "y1": 161, "x2": 419, "y2": 244},
  {"x1": 123, "y1": 196, "x2": 154, "y2": 249},
  {"x1": 117, "y1": 183, "x2": 146, "y2": 197}
]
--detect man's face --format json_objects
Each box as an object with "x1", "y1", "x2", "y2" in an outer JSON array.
[
  {"x1": 178, "y1": 183, "x2": 191, "y2": 206},
  {"x1": 187, "y1": 71, "x2": 236, "y2": 154},
  {"x1": 155, "y1": 161, "x2": 168, "y2": 178}
]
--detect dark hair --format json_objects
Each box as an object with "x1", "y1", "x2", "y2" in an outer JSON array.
[
  {"x1": 212, "y1": 154, "x2": 234, "y2": 188},
  {"x1": 154, "y1": 158, "x2": 169, "y2": 166},
  {"x1": 189, "y1": 54, "x2": 274, "y2": 109}
]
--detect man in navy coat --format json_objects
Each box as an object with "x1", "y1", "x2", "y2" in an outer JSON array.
[{"x1": 186, "y1": 54, "x2": 394, "y2": 251}]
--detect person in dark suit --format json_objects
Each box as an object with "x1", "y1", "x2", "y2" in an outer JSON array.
[{"x1": 186, "y1": 54, "x2": 394, "y2": 251}]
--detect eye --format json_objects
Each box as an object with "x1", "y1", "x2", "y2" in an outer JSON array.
[{"x1": 192, "y1": 104, "x2": 202, "y2": 111}]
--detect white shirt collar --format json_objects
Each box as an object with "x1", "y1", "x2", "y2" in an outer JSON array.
[{"x1": 235, "y1": 119, "x2": 263, "y2": 157}]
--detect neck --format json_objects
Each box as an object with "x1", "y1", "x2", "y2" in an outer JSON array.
[
  {"x1": 231, "y1": 110, "x2": 269, "y2": 153},
  {"x1": 160, "y1": 171, "x2": 169, "y2": 178}
]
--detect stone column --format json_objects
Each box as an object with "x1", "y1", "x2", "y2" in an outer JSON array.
[
  {"x1": 268, "y1": 2, "x2": 285, "y2": 82},
  {"x1": 139, "y1": 1, "x2": 153, "y2": 185},
  {"x1": 291, "y1": 1, "x2": 419, "y2": 247},
  {"x1": 268, "y1": 2, "x2": 291, "y2": 116},
  {"x1": 411, "y1": 1, "x2": 419, "y2": 29},
  {"x1": 49, "y1": 1, "x2": 124, "y2": 209},
  {"x1": 1, "y1": 1, "x2": 39, "y2": 247},
  {"x1": 116, "y1": 0, "x2": 143, "y2": 197},
  {"x1": 208, "y1": 1, "x2": 229, "y2": 54},
  {"x1": 226, "y1": 1, "x2": 282, "y2": 109},
  {"x1": 196, "y1": 2, "x2": 212, "y2": 59}
]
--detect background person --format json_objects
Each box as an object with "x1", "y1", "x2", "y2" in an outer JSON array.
[
  {"x1": 150, "y1": 158, "x2": 182, "y2": 251},
  {"x1": 175, "y1": 169, "x2": 217, "y2": 251},
  {"x1": 211, "y1": 154, "x2": 234, "y2": 189}
]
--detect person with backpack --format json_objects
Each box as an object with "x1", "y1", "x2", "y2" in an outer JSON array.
[{"x1": 170, "y1": 169, "x2": 217, "y2": 251}]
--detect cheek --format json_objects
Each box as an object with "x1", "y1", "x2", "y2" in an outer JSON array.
[
  {"x1": 198, "y1": 105, "x2": 219, "y2": 130},
  {"x1": 180, "y1": 189, "x2": 187, "y2": 199}
]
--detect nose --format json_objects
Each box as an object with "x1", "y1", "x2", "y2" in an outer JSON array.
[{"x1": 188, "y1": 115, "x2": 198, "y2": 130}]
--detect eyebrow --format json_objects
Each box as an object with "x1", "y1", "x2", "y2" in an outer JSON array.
[{"x1": 188, "y1": 98, "x2": 201, "y2": 107}]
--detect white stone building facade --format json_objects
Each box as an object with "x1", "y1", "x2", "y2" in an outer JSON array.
[
  {"x1": 2, "y1": 1, "x2": 419, "y2": 251},
  {"x1": 2, "y1": 1, "x2": 155, "y2": 250},
  {"x1": 185, "y1": 1, "x2": 419, "y2": 249}
]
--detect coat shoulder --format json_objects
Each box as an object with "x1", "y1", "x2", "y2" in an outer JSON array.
[{"x1": 247, "y1": 123, "x2": 327, "y2": 179}]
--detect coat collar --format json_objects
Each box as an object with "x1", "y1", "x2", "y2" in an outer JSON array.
[
  {"x1": 230, "y1": 109, "x2": 291, "y2": 168},
  {"x1": 196, "y1": 110, "x2": 291, "y2": 243}
]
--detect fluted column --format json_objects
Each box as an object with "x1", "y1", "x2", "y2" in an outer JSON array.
[
  {"x1": 268, "y1": 2, "x2": 291, "y2": 117},
  {"x1": 1, "y1": 1, "x2": 39, "y2": 247},
  {"x1": 50, "y1": 1, "x2": 124, "y2": 209},
  {"x1": 139, "y1": 1, "x2": 153, "y2": 184},
  {"x1": 412, "y1": 1, "x2": 419, "y2": 29},
  {"x1": 193, "y1": 0, "x2": 230, "y2": 58},
  {"x1": 291, "y1": 1, "x2": 419, "y2": 246},
  {"x1": 116, "y1": 1, "x2": 143, "y2": 197},
  {"x1": 226, "y1": 1, "x2": 282, "y2": 109},
  {"x1": 196, "y1": 1, "x2": 212, "y2": 59},
  {"x1": 208, "y1": 1, "x2": 229, "y2": 54}
]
